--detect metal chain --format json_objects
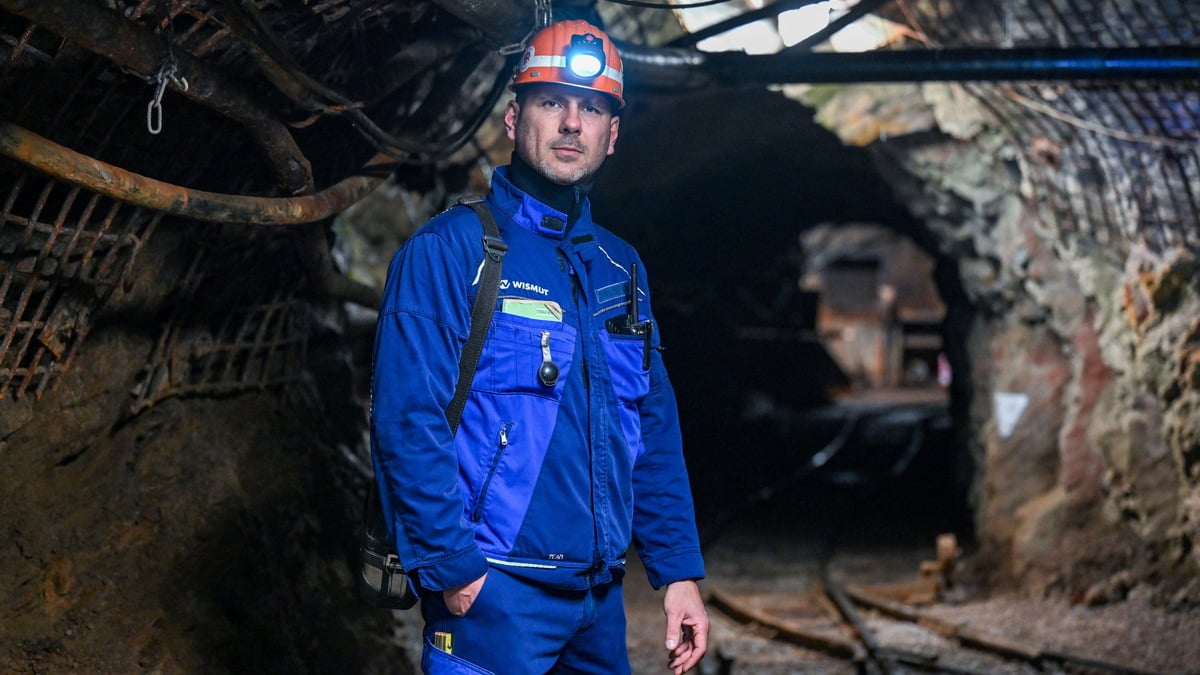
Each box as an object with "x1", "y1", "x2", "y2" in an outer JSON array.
[
  {"x1": 146, "y1": 0, "x2": 189, "y2": 135},
  {"x1": 147, "y1": 56, "x2": 189, "y2": 135},
  {"x1": 497, "y1": 0, "x2": 553, "y2": 55}
]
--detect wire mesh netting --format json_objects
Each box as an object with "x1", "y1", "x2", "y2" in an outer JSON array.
[
  {"x1": 129, "y1": 227, "x2": 311, "y2": 414},
  {"x1": 0, "y1": 1, "x2": 321, "y2": 404},
  {"x1": 907, "y1": 0, "x2": 1200, "y2": 255},
  {"x1": 0, "y1": 164, "x2": 161, "y2": 398}
]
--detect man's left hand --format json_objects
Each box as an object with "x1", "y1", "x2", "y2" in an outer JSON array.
[{"x1": 662, "y1": 579, "x2": 708, "y2": 674}]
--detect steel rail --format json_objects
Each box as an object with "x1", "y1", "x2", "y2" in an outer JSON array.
[
  {"x1": 710, "y1": 576, "x2": 1171, "y2": 674},
  {"x1": 843, "y1": 584, "x2": 1171, "y2": 675},
  {"x1": 822, "y1": 574, "x2": 896, "y2": 674}
]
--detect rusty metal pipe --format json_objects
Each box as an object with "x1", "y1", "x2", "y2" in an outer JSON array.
[
  {"x1": 0, "y1": 121, "x2": 383, "y2": 226},
  {"x1": 0, "y1": 0, "x2": 314, "y2": 194}
]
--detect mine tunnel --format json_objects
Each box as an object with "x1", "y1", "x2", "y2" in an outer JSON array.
[
  {"x1": 2, "y1": 1, "x2": 1199, "y2": 673},
  {"x1": 589, "y1": 86, "x2": 972, "y2": 546}
]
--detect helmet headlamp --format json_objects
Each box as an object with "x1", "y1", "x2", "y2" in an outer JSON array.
[
  {"x1": 511, "y1": 20, "x2": 625, "y2": 109},
  {"x1": 566, "y1": 33, "x2": 605, "y2": 81}
]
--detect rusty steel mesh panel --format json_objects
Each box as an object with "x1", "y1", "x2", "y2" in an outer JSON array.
[
  {"x1": 129, "y1": 226, "x2": 311, "y2": 414},
  {"x1": 0, "y1": 162, "x2": 162, "y2": 399},
  {"x1": 0, "y1": 3, "x2": 315, "y2": 407}
]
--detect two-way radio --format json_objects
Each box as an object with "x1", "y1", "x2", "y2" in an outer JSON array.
[{"x1": 604, "y1": 262, "x2": 655, "y2": 370}]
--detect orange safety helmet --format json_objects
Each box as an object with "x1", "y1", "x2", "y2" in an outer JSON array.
[{"x1": 511, "y1": 20, "x2": 625, "y2": 110}]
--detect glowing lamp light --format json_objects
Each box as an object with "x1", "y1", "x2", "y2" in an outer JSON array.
[{"x1": 567, "y1": 33, "x2": 605, "y2": 80}]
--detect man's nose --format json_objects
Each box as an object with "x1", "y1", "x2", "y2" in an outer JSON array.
[{"x1": 560, "y1": 104, "x2": 582, "y2": 133}]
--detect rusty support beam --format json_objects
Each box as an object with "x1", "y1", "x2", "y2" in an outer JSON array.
[
  {"x1": 0, "y1": 122, "x2": 383, "y2": 225},
  {"x1": 0, "y1": 0, "x2": 314, "y2": 194},
  {"x1": 0, "y1": 122, "x2": 384, "y2": 308}
]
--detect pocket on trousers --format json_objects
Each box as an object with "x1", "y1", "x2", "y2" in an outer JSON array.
[{"x1": 422, "y1": 636, "x2": 494, "y2": 675}]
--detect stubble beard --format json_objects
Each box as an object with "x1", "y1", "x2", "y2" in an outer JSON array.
[
  {"x1": 522, "y1": 134, "x2": 598, "y2": 186},
  {"x1": 535, "y1": 156, "x2": 592, "y2": 186}
]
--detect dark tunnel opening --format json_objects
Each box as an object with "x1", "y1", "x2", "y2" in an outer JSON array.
[{"x1": 592, "y1": 85, "x2": 977, "y2": 554}]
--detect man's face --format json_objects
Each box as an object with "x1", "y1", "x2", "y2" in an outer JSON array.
[{"x1": 505, "y1": 83, "x2": 620, "y2": 186}]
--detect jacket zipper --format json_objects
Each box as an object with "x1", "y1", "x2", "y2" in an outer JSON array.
[
  {"x1": 565, "y1": 249, "x2": 602, "y2": 570},
  {"x1": 471, "y1": 422, "x2": 512, "y2": 522}
]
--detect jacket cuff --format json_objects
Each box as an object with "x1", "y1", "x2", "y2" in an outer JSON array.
[
  {"x1": 642, "y1": 548, "x2": 706, "y2": 590},
  {"x1": 413, "y1": 547, "x2": 490, "y2": 592}
]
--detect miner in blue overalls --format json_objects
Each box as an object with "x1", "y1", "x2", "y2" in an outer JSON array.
[{"x1": 371, "y1": 19, "x2": 709, "y2": 674}]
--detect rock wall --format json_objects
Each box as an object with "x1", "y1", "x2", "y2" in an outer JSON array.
[
  {"x1": 0, "y1": 221, "x2": 409, "y2": 673},
  {"x1": 800, "y1": 75, "x2": 1200, "y2": 603}
]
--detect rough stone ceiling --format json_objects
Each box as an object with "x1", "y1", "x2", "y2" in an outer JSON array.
[{"x1": 0, "y1": 0, "x2": 1197, "y2": 403}]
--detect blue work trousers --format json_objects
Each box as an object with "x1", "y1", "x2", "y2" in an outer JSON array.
[{"x1": 419, "y1": 568, "x2": 630, "y2": 675}]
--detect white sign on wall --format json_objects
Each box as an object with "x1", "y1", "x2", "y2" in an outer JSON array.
[{"x1": 993, "y1": 391, "x2": 1029, "y2": 438}]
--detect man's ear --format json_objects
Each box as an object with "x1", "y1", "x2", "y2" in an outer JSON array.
[
  {"x1": 606, "y1": 115, "x2": 620, "y2": 156},
  {"x1": 504, "y1": 99, "x2": 519, "y2": 141}
]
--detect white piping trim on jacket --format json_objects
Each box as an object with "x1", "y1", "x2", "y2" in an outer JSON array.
[{"x1": 486, "y1": 557, "x2": 558, "y2": 570}]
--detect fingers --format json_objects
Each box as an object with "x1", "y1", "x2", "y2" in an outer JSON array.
[
  {"x1": 664, "y1": 624, "x2": 681, "y2": 651},
  {"x1": 443, "y1": 590, "x2": 469, "y2": 616},
  {"x1": 667, "y1": 622, "x2": 707, "y2": 673},
  {"x1": 443, "y1": 573, "x2": 488, "y2": 616},
  {"x1": 662, "y1": 580, "x2": 710, "y2": 672}
]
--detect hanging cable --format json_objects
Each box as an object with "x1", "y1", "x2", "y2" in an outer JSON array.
[
  {"x1": 402, "y1": 52, "x2": 519, "y2": 165},
  {"x1": 603, "y1": 0, "x2": 738, "y2": 10},
  {"x1": 784, "y1": 0, "x2": 894, "y2": 52},
  {"x1": 668, "y1": 0, "x2": 830, "y2": 48}
]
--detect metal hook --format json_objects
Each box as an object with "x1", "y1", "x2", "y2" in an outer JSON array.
[{"x1": 145, "y1": 61, "x2": 188, "y2": 135}]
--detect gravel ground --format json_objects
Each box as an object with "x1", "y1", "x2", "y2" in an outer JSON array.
[
  {"x1": 624, "y1": 517, "x2": 1200, "y2": 675},
  {"x1": 388, "y1": 501, "x2": 1200, "y2": 675}
]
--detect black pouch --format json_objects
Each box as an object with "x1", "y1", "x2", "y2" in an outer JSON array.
[{"x1": 358, "y1": 484, "x2": 419, "y2": 609}]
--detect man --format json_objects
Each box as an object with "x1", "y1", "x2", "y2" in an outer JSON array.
[{"x1": 371, "y1": 19, "x2": 708, "y2": 674}]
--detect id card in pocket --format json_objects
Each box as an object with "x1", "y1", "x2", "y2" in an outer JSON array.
[{"x1": 501, "y1": 298, "x2": 563, "y2": 322}]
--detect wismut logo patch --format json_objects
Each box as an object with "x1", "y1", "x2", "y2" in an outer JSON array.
[{"x1": 500, "y1": 279, "x2": 550, "y2": 296}]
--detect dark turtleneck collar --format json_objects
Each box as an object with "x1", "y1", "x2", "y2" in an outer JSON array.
[{"x1": 507, "y1": 152, "x2": 592, "y2": 228}]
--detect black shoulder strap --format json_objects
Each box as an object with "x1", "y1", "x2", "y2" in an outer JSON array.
[
  {"x1": 446, "y1": 195, "x2": 506, "y2": 435},
  {"x1": 359, "y1": 195, "x2": 506, "y2": 607}
]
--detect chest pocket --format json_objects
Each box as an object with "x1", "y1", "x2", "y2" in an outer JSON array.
[
  {"x1": 600, "y1": 329, "x2": 651, "y2": 402},
  {"x1": 478, "y1": 314, "x2": 576, "y2": 399},
  {"x1": 599, "y1": 325, "x2": 652, "y2": 461}
]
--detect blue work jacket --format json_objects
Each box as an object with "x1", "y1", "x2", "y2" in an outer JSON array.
[{"x1": 370, "y1": 166, "x2": 704, "y2": 593}]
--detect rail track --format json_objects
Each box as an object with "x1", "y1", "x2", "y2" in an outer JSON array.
[{"x1": 700, "y1": 537, "x2": 1170, "y2": 675}]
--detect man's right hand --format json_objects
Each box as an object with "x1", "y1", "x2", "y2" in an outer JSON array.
[{"x1": 443, "y1": 572, "x2": 488, "y2": 616}]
